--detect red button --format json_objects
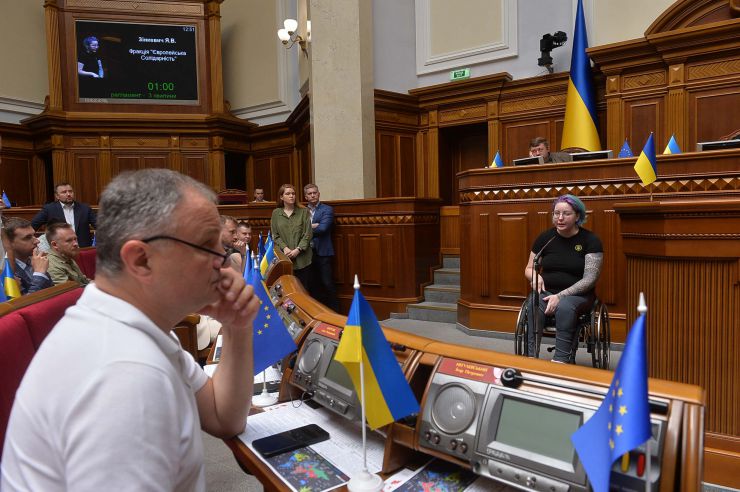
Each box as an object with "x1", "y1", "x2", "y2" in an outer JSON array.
[{"x1": 636, "y1": 453, "x2": 646, "y2": 477}]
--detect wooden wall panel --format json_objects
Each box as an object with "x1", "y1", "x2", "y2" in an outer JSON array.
[
  {"x1": 377, "y1": 133, "x2": 396, "y2": 197},
  {"x1": 627, "y1": 98, "x2": 664, "y2": 149},
  {"x1": 113, "y1": 155, "x2": 142, "y2": 174},
  {"x1": 690, "y1": 87, "x2": 740, "y2": 143},
  {"x1": 71, "y1": 153, "x2": 100, "y2": 204},
  {"x1": 496, "y1": 213, "x2": 528, "y2": 299},
  {"x1": 439, "y1": 206, "x2": 460, "y2": 255},
  {"x1": 272, "y1": 155, "x2": 292, "y2": 192},
  {"x1": 502, "y1": 121, "x2": 550, "y2": 164},
  {"x1": 182, "y1": 154, "x2": 208, "y2": 183},
  {"x1": 143, "y1": 155, "x2": 169, "y2": 169},
  {"x1": 253, "y1": 157, "x2": 272, "y2": 199},
  {"x1": 399, "y1": 135, "x2": 416, "y2": 197},
  {"x1": 0, "y1": 156, "x2": 33, "y2": 206},
  {"x1": 359, "y1": 234, "x2": 382, "y2": 286}
]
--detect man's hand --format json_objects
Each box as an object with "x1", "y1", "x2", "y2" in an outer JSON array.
[
  {"x1": 311, "y1": 223, "x2": 318, "y2": 229},
  {"x1": 199, "y1": 267, "x2": 259, "y2": 331},
  {"x1": 31, "y1": 248, "x2": 49, "y2": 274},
  {"x1": 233, "y1": 240, "x2": 247, "y2": 256}
]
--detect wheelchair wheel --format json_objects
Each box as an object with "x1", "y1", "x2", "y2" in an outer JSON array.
[
  {"x1": 590, "y1": 300, "x2": 611, "y2": 369},
  {"x1": 514, "y1": 298, "x2": 528, "y2": 356}
]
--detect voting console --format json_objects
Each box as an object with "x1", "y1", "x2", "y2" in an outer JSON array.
[{"x1": 259, "y1": 275, "x2": 704, "y2": 491}]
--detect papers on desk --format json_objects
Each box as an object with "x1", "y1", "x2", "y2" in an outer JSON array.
[
  {"x1": 238, "y1": 403, "x2": 385, "y2": 491},
  {"x1": 202, "y1": 364, "x2": 282, "y2": 385}
]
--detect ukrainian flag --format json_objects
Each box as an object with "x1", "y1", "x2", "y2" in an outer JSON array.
[
  {"x1": 490, "y1": 151, "x2": 504, "y2": 168},
  {"x1": 260, "y1": 236, "x2": 275, "y2": 279},
  {"x1": 663, "y1": 134, "x2": 681, "y2": 154},
  {"x1": 2, "y1": 257, "x2": 21, "y2": 301},
  {"x1": 334, "y1": 279, "x2": 419, "y2": 429},
  {"x1": 634, "y1": 133, "x2": 657, "y2": 186},
  {"x1": 561, "y1": 0, "x2": 601, "y2": 151}
]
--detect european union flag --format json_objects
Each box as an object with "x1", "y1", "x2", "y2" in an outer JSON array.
[
  {"x1": 663, "y1": 134, "x2": 681, "y2": 154},
  {"x1": 2, "y1": 191, "x2": 11, "y2": 208},
  {"x1": 634, "y1": 133, "x2": 657, "y2": 186},
  {"x1": 334, "y1": 278, "x2": 419, "y2": 429},
  {"x1": 571, "y1": 314, "x2": 651, "y2": 492},
  {"x1": 617, "y1": 139, "x2": 633, "y2": 158},
  {"x1": 490, "y1": 151, "x2": 504, "y2": 168},
  {"x1": 2, "y1": 257, "x2": 21, "y2": 301},
  {"x1": 260, "y1": 235, "x2": 275, "y2": 280},
  {"x1": 248, "y1": 267, "x2": 297, "y2": 374}
]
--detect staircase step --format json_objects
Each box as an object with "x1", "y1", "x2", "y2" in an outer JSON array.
[
  {"x1": 433, "y1": 268, "x2": 460, "y2": 286},
  {"x1": 424, "y1": 284, "x2": 461, "y2": 304},
  {"x1": 388, "y1": 312, "x2": 409, "y2": 319},
  {"x1": 406, "y1": 301, "x2": 458, "y2": 323},
  {"x1": 442, "y1": 255, "x2": 460, "y2": 269}
]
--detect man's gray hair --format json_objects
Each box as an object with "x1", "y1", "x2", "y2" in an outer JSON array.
[{"x1": 96, "y1": 169, "x2": 216, "y2": 276}]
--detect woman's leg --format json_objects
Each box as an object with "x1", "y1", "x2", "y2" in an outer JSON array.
[
  {"x1": 553, "y1": 294, "x2": 593, "y2": 362},
  {"x1": 526, "y1": 292, "x2": 548, "y2": 357}
]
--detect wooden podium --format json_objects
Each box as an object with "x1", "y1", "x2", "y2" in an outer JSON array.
[{"x1": 615, "y1": 198, "x2": 740, "y2": 488}]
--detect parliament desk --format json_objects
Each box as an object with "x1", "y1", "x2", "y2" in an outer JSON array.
[{"x1": 217, "y1": 275, "x2": 705, "y2": 492}]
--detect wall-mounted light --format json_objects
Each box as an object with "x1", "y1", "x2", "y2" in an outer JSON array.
[{"x1": 277, "y1": 18, "x2": 310, "y2": 56}]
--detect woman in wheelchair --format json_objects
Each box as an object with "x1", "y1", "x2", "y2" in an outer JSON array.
[{"x1": 524, "y1": 194, "x2": 603, "y2": 363}]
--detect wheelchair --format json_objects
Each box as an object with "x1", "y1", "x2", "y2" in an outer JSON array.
[{"x1": 513, "y1": 292, "x2": 610, "y2": 369}]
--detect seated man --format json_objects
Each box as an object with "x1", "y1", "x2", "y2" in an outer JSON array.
[
  {"x1": 4, "y1": 217, "x2": 52, "y2": 295},
  {"x1": 220, "y1": 215, "x2": 244, "y2": 272},
  {"x1": 46, "y1": 222, "x2": 91, "y2": 286},
  {"x1": 529, "y1": 137, "x2": 573, "y2": 163},
  {"x1": 2, "y1": 169, "x2": 258, "y2": 490},
  {"x1": 251, "y1": 187, "x2": 266, "y2": 203}
]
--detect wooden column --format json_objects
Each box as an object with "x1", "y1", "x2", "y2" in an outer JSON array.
[
  {"x1": 43, "y1": 0, "x2": 63, "y2": 112},
  {"x1": 615, "y1": 198, "x2": 740, "y2": 488},
  {"x1": 206, "y1": 0, "x2": 225, "y2": 114}
]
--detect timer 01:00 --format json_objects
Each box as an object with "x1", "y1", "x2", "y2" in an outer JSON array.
[{"x1": 147, "y1": 82, "x2": 175, "y2": 91}]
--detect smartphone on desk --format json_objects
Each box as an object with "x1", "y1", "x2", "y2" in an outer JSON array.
[{"x1": 252, "y1": 424, "x2": 330, "y2": 458}]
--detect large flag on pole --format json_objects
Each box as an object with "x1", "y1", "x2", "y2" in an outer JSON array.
[
  {"x1": 571, "y1": 313, "x2": 652, "y2": 492},
  {"x1": 634, "y1": 133, "x2": 657, "y2": 185},
  {"x1": 334, "y1": 279, "x2": 419, "y2": 429},
  {"x1": 247, "y1": 267, "x2": 297, "y2": 374},
  {"x1": 2, "y1": 257, "x2": 21, "y2": 301},
  {"x1": 561, "y1": 0, "x2": 601, "y2": 151}
]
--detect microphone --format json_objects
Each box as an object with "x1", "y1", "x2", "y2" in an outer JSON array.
[{"x1": 533, "y1": 233, "x2": 558, "y2": 265}]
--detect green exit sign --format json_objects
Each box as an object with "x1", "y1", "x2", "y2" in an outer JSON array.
[{"x1": 450, "y1": 68, "x2": 471, "y2": 81}]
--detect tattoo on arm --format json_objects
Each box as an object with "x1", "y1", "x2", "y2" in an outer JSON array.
[{"x1": 558, "y1": 253, "x2": 603, "y2": 298}]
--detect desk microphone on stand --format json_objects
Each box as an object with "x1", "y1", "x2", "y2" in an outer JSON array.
[{"x1": 529, "y1": 233, "x2": 558, "y2": 357}]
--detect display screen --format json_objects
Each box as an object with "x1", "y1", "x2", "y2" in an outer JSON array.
[
  {"x1": 324, "y1": 358, "x2": 354, "y2": 393},
  {"x1": 494, "y1": 397, "x2": 580, "y2": 463},
  {"x1": 75, "y1": 20, "x2": 198, "y2": 104}
]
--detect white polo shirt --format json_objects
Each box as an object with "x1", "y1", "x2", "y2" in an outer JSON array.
[{"x1": 2, "y1": 284, "x2": 209, "y2": 491}]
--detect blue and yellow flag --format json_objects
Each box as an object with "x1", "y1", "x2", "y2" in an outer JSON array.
[
  {"x1": 248, "y1": 267, "x2": 297, "y2": 374},
  {"x1": 490, "y1": 151, "x2": 504, "y2": 168},
  {"x1": 617, "y1": 139, "x2": 633, "y2": 158},
  {"x1": 258, "y1": 232, "x2": 266, "y2": 263},
  {"x1": 334, "y1": 281, "x2": 419, "y2": 429},
  {"x1": 634, "y1": 133, "x2": 657, "y2": 185},
  {"x1": 572, "y1": 314, "x2": 651, "y2": 492},
  {"x1": 561, "y1": 0, "x2": 600, "y2": 151},
  {"x1": 663, "y1": 134, "x2": 681, "y2": 154},
  {"x1": 260, "y1": 235, "x2": 275, "y2": 279},
  {"x1": 2, "y1": 257, "x2": 21, "y2": 301},
  {"x1": 2, "y1": 191, "x2": 11, "y2": 208},
  {"x1": 242, "y1": 247, "x2": 252, "y2": 282}
]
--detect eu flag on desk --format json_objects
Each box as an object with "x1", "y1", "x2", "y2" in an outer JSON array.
[
  {"x1": 663, "y1": 134, "x2": 681, "y2": 154},
  {"x1": 247, "y1": 267, "x2": 297, "y2": 374},
  {"x1": 634, "y1": 133, "x2": 657, "y2": 186},
  {"x1": 2, "y1": 257, "x2": 21, "y2": 302},
  {"x1": 617, "y1": 139, "x2": 633, "y2": 158},
  {"x1": 490, "y1": 151, "x2": 504, "y2": 168},
  {"x1": 571, "y1": 314, "x2": 651, "y2": 492},
  {"x1": 2, "y1": 191, "x2": 11, "y2": 208},
  {"x1": 561, "y1": 0, "x2": 601, "y2": 151},
  {"x1": 334, "y1": 279, "x2": 419, "y2": 430}
]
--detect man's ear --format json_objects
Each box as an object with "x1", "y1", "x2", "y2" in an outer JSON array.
[{"x1": 119, "y1": 240, "x2": 154, "y2": 280}]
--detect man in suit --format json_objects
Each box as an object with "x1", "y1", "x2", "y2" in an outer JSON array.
[
  {"x1": 304, "y1": 184, "x2": 339, "y2": 311},
  {"x1": 4, "y1": 217, "x2": 52, "y2": 295},
  {"x1": 529, "y1": 137, "x2": 573, "y2": 163},
  {"x1": 32, "y1": 182, "x2": 97, "y2": 247}
]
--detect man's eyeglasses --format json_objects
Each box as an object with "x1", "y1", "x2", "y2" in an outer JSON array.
[
  {"x1": 141, "y1": 235, "x2": 230, "y2": 267},
  {"x1": 552, "y1": 211, "x2": 575, "y2": 218}
]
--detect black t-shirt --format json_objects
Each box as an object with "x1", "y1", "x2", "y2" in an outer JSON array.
[
  {"x1": 531, "y1": 227, "x2": 602, "y2": 294},
  {"x1": 78, "y1": 51, "x2": 102, "y2": 76}
]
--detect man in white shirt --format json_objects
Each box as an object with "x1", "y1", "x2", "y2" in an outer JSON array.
[
  {"x1": 2, "y1": 169, "x2": 259, "y2": 491},
  {"x1": 31, "y1": 183, "x2": 97, "y2": 247}
]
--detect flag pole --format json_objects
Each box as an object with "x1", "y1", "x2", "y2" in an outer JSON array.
[
  {"x1": 637, "y1": 293, "x2": 651, "y2": 492},
  {"x1": 346, "y1": 275, "x2": 383, "y2": 492}
]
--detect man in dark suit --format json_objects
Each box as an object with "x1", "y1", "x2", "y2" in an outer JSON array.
[
  {"x1": 32, "y1": 182, "x2": 97, "y2": 247},
  {"x1": 4, "y1": 217, "x2": 53, "y2": 295},
  {"x1": 529, "y1": 137, "x2": 573, "y2": 163},
  {"x1": 304, "y1": 184, "x2": 339, "y2": 312}
]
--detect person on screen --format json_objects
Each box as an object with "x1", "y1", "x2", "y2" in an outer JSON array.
[
  {"x1": 271, "y1": 183, "x2": 312, "y2": 289},
  {"x1": 523, "y1": 194, "x2": 602, "y2": 363},
  {"x1": 2, "y1": 169, "x2": 258, "y2": 491},
  {"x1": 77, "y1": 36, "x2": 105, "y2": 78},
  {"x1": 529, "y1": 137, "x2": 572, "y2": 163}
]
